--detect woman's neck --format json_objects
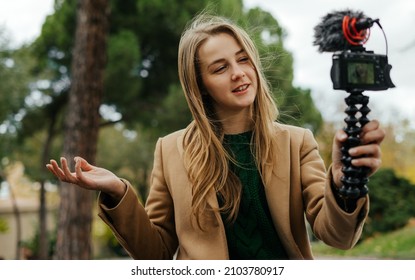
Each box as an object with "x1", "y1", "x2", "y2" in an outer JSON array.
[{"x1": 219, "y1": 110, "x2": 253, "y2": 135}]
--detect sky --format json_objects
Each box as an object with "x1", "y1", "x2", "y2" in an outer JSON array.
[
  {"x1": 0, "y1": 0, "x2": 414, "y2": 128},
  {"x1": 0, "y1": 0, "x2": 54, "y2": 46}
]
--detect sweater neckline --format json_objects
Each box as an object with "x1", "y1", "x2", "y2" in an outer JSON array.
[{"x1": 224, "y1": 130, "x2": 252, "y2": 142}]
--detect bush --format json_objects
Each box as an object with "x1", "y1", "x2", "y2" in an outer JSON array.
[
  {"x1": 0, "y1": 218, "x2": 8, "y2": 233},
  {"x1": 362, "y1": 168, "x2": 415, "y2": 239}
]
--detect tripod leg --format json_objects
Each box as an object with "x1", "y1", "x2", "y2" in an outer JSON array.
[{"x1": 338, "y1": 92, "x2": 370, "y2": 211}]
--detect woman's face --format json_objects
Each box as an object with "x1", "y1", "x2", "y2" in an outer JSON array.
[{"x1": 197, "y1": 33, "x2": 257, "y2": 120}]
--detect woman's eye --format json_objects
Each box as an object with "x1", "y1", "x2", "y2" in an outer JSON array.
[
  {"x1": 238, "y1": 56, "x2": 249, "y2": 63},
  {"x1": 214, "y1": 65, "x2": 227, "y2": 73}
]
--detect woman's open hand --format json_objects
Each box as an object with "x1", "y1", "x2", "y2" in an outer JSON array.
[{"x1": 46, "y1": 156, "x2": 126, "y2": 201}]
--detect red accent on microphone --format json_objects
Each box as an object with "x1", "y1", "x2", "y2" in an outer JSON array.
[{"x1": 342, "y1": 15, "x2": 370, "y2": 46}]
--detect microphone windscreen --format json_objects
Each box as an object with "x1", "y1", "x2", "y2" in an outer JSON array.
[{"x1": 313, "y1": 9, "x2": 366, "y2": 52}]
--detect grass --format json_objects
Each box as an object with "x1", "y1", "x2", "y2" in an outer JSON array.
[{"x1": 311, "y1": 223, "x2": 415, "y2": 259}]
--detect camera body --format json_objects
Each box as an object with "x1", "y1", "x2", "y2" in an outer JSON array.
[{"x1": 330, "y1": 49, "x2": 395, "y2": 91}]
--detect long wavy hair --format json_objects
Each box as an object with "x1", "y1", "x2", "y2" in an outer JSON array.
[{"x1": 178, "y1": 14, "x2": 280, "y2": 228}]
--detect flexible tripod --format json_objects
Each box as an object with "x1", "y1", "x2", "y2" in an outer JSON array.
[{"x1": 338, "y1": 90, "x2": 371, "y2": 211}]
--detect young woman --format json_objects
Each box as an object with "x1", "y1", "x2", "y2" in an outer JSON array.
[{"x1": 47, "y1": 14, "x2": 385, "y2": 259}]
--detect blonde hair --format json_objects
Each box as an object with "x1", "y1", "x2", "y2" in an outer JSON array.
[{"x1": 178, "y1": 14, "x2": 279, "y2": 228}]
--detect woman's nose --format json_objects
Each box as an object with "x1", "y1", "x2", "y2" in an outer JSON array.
[{"x1": 231, "y1": 65, "x2": 245, "y2": 80}]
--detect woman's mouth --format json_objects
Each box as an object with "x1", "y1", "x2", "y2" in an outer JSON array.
[{"x1": 232, "y1": 84, "x2": 249, "y2": 94}]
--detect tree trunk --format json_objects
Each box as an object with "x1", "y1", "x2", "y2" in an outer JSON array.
[
  {"x1": 55, "y1": 0, "x2": 108, "y2": 260},
  {"x1": 8, "y1": 181, "x2": 22, "y2": 259},
  {"x1": 37, "y1": 114, "x2": 57, "y2": 259}
]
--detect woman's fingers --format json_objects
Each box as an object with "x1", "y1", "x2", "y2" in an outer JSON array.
[
  {"x1": 352, "y1": 156, "x2": 382, "y2": 169},
  {"x1": 349, "y1": 143, "x2": 381, "y2": 158},
  {"x1": 46, "y1": 160, "x2": 61, "y2": 179},
  {"x1": 360, "y1": 121, "x2": 385, "y2": 145},
  {"x1": 46, "y1": 157, "x2": 97, "y2": 190},
  {"x1": 75, "y1": 156, "x2": 93, "y2": 171},
  {"x1": 59, "y1": 157, "x2": 79, "y2": 184},
  {"x1": 74, "y1": 157, "x2": 93, "y2": 188},
  {"x1": 47, "y1": 159, "x2": 67, "y2": 181},
  {"x1": 332, "y1": 120, "x2": 385, "y2": 181}
]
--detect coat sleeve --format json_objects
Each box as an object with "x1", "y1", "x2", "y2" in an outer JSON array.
[
  {"x1": 300, "y1": 129, "x2": 369, "y2": 250},
  {"x1": 97, "y1": 138, "x2": 179, "y2": 259}
]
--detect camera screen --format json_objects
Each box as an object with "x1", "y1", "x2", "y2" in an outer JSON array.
[{"x1": 347, "y1": 62, "x2": 375, "y2": 85}]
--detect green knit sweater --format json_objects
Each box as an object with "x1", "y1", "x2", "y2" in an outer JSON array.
[{"x1": 220, "y1": 131, "x2": 288, "y2": 260}]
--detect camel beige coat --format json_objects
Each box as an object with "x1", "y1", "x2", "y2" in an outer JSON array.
[{"x1": 98, "y1": 123, "x2": 369, "y2": 260}]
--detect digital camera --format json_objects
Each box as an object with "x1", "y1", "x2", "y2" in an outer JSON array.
[{"x1": 330, "y1": 50, "x2": 395, "y2": 91}]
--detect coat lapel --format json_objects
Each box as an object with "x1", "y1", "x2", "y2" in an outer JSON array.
[
  {"x1": 176, "y1": 130, "x2": 225, "y2": 212},
  {"x1": 263, "y1": 127, "x2": 302, "y2": 258},
  {"x1": 176, "y1": 132, "x2": 228, "y2": 259}
]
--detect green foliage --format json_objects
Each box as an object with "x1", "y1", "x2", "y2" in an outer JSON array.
[
  {"x1": 0, "y1": 41, "x2": 31, "y2": 123},
  {"x1": 95, "y1": 223, "x2": 129, "y2": 258},
  {"x1": 244, "y1": 7, "x2": 292, "y2": 91},
  {"x1": 363, "y1": 168, "x2": 415, "y2": 239},
  {"x1": 154, "y1": 83, "x2": 193, "y2": 135},
  {"x1": 0, "y1": 218, "x2": 9, "y2": 233},
  {"x1": 20, "y1": 226, "x2": 57, "y2": 259},
  {"x1": 0, "y1": 33, "x2": 41, "y2": 162},
  {"x1": 277, "y1": 87, "x2": 323, "y2": 133},
  {"x1": 312, "y1": 224, "x2": 415, "y2": 259},
  {"x1": 96, "y1": 125, "x2": 157, "y2": 200},
  {"x1": 32, "y1": 0, "x2": 77, "y2": 73},
  {"x1": 310, "y1": 168, "x2": 415, "y2": 259},
  {"x1": 104, "y1": 30, "x2": 142, "y2": 115}
]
